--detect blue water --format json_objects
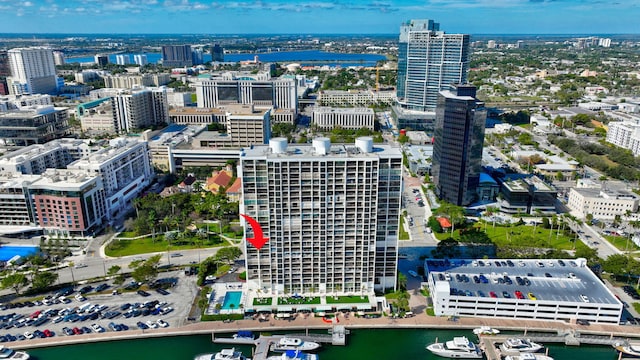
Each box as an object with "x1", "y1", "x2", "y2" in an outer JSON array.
[
  {"x1": 0, "y1": 246, "x2": 39, "y2": 261},
  {"x1": 27, "y1": 329, "x2": 620, "y2": 360},
  {"x1": 66, "y1": 50, "x2": 385, "y2": 67},
  {"x1": 221, "y1": 291, "x2": 242, "y2": 310}
]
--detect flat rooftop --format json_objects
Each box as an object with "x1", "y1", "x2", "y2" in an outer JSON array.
[
  {"x1": 425, "y1": 258, "x2": 619, "y2": 305},
  {"x1": 243, "y1": 140, "x2": 402, "y2": 159}
]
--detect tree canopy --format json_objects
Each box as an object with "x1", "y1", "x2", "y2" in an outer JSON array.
[
  {"x1": 214, "y1": 247, "x2": 243, "y2": 265},
  {"x1": 1, "y1": 273, "x2": 28, "y2": 295},
  {"x1": 130, "y1": 254, "x2": 162, "y2": 283}
]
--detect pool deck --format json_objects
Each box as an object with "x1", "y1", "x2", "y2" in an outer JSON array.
[{"x1": 207, "y1": 283, "x2": 245, "y2": 315}]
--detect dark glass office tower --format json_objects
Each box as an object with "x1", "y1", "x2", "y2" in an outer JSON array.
[{"x1": 432, "y1": 84, "x2": 486, "y2": 206}]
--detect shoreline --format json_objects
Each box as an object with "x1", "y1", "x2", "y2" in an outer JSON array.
[{"x1": 12, "y1": 313, "x2": 640, "y2": 351}]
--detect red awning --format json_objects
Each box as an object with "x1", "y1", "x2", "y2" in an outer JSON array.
[{"x1": 437, "y1": 217, "x2": 452, "y2": 228}]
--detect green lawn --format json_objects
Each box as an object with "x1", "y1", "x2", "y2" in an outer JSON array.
[
  {"x1": 604, "y1": 235, "x2": 640, "y2": 252},
  {"x1": 434, "y1": 223, "x2": 584, "y2": 251},
  {"x1": 215, "y1": 264, "x2": 232, "y2": 277},
  {"x1": 253, "y1": 297, "x2": 274, "y2": 306},
  {"x1": 105, "y1": 234, "x2": 227, "y2": 257},
  {"x1": 326, "y1": 295, "x2": 368, "y2": 304},
  {"x1": 278, "y1": 296, "x2": 321, "y2": 305},
  {"x1": 118, "y1": 231, "x2": 138, "y2": 238},
  {"x1": 399, "y1": 215, "x2": 410, "y2": 240}
]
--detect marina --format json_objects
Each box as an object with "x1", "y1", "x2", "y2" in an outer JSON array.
[
  {"x1": 24, "y1": 327, "x2": 627, "y2": 360},
  {"x1": 477, "y1": 331, "x2": 629, "y2": 360}
]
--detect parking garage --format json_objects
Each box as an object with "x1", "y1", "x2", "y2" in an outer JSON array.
[{"x1": 425, "y1": 258, "x2": 623, "y2": 324}]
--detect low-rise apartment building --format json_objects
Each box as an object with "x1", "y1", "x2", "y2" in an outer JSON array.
[
  {"x1": 567, "y1": 187, "x2": 639, "y2": 220},
  {"x1": 312, "y1": 107, "x2": 375, "y2": 131}
]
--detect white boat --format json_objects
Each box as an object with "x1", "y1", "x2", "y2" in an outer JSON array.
[
  {"x1": 267, "y1": 350, "x2": 319, "y2": 360},
  {"x1": 194, "y1": 348, "x2": 250, "y2": 360},
  {"x1": 613, "y1": 341, "x2": 640, "y2": 358},
  {"x1": 0, "y1": 346, "x2": 29, "y2": 360},
  {"x1": 500, "y1": 338, "x2": 544, "y2": 353},
  {"x1": 472, "y1": 326, "x2": 500, "y2": 336},
  {"x1": 505, "y1": 353, "x2": 554, "y2": 360},
  {"x1": 272, "y1": 337, "x2": 321, "y2": 352},
  {"x1": 426, "y1": 336, "x2": 483, "y2": 358}
]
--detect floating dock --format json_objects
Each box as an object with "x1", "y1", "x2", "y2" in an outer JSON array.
[
  {"x1": 478, "y1": 331, "x2": 626, "y2": 360},
  {"x1": 212, "y1": 326, "x2": 349, "y2": 360}
]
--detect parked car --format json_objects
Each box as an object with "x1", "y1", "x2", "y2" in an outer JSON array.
[
  {"x1": 146, "y1": 320, "x2": 158, "y2": 329},
  {"x1": 136, "y1": 321, "x2": 148, "y2": 329},
  {"x1": 156, "y1": 288, "x2": 170, "y2": 296},
  {"x1": 156, "y1": 319, "x2": 169, "y2": 328},
  {"x1": 137, "y1": 290, "x2": 151, "y2": 297},
  {"x1": 91, "y1": 324, "x2": 105, "y2": 333}
]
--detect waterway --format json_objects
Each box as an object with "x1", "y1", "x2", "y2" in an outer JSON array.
[
  {"x1": 66, "y1": 50, "x2": 386, "y2": 67},
  {"x1": 27, "y1": 328, "x2": 618, "y2": 360}
]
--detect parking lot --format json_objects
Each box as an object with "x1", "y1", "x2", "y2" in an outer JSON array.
[{"x1": 0, "y1": 270, "x2": 198, "y2": 343}]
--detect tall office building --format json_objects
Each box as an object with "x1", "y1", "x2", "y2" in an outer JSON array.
[
  {"x1": 52, "y1": 51, "x2": 65, "y2": 65},
  {"x1": 432, "y1": 84, "x2": 486, "y2": 206},
  {"x1": 133, "y1": 54, "x2": 148, "y2": 66},
  {"x1": 115, "y1": 54, "x2": 130, "y2": 65},
  {"x1": 396, "y1": 19, "x2": 470, "y2": 112},
  {"x1": 7, "y1": 47, "x2": 57, "y2": 95},
  {"x1": 240, "y1": 137, "x2": 402, "y2": 295},
  {"x1": 211, "y1": 44, "x2": 224, "y2": 62},
  {"x1": 0, "y1": 51, "x2": 10, "y2": 77},
  {"x1": 110, "y1": 87, "x2": 169, "y2": 133},
  {"x1": 0, "y1": 50, "x2": 9, "y2": 95},
  {"x1": 161, "y1": 45, "x2": 193, "y2": 67},
  {"x1": 94, "y1": 54, "x2": 109, "y2": 67},
  {"x1": 192, "y1": 49, "x2": 203, "y2": 65}
]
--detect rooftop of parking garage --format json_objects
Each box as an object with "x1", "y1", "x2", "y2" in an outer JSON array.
[{"x1": 425, "y1": 258, "x2": 619, "y2": 306}]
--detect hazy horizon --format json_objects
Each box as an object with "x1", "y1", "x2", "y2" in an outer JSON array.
[{"x1": 0, "y1": 0, "x2": 637, "y2": 35}]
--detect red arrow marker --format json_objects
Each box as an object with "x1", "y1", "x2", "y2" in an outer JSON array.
[{"x1": 240, "y1": 214, "x2": 269, "y2": 250}]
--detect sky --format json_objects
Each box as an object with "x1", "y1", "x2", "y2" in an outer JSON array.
[{"x1": 0, "y1": 0, "x2": 638, "y2": 35}]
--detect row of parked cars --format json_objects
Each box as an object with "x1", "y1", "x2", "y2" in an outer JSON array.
[
  {"x1": 623, "y1": 285, "x2": 640, "y2": 300},
  {"x1": 0, "y1": 328, "x2": 55, "y2": 342}
]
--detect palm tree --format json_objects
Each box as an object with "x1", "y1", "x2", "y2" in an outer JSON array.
[
  {"x1": 148, "y1": 210, "x2": 157, "y2": 242},
  {"x1": 161, "y1": 216, "x2": 171, "y2": 232}
]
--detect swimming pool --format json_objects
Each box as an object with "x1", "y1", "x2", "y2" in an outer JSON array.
[
  {"x1": 221, "y1": 291, "x2": 242, "y2": 310},
  {"x1": 0, "y1": 246, "x2": 39, "y2": 262}
]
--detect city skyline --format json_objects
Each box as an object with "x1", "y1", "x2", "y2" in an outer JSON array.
[{"x1": 0, "y1": 0, "x2": 637, "y2": 35}]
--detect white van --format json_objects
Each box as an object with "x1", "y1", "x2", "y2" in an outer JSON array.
[{"x1": 79, "y1": 302, "x2": 92, "y2": 312}]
